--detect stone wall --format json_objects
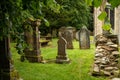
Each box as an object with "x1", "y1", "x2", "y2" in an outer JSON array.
[{"x1": 92, "y1": 34, "x2": 120, "y2": 78}]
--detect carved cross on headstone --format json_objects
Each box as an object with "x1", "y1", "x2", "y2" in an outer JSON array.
[{"x1": 56, "y1": 36, "x2": 70, "y2": 63}]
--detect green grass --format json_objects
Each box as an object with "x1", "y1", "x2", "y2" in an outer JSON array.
[{"x1": 11, "y1": 38, "x2": 108, "y2": 80}]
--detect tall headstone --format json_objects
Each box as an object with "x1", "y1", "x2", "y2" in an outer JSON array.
[
  {"x1": 56, "y1": 36, "x2": 70, "y2": 63},
  {"x1": 62, "y1": 30, "x2": 74, "y2": 49},
  {"x1": 79, "y1": 26, "x2": 90, "y2": 49},
  {"x1": 92, "y1": 34, "x2": 120, "y2": 77},
  {"x1": 0, "y1": 37, "x2": 20, "y2": 80},
  {"x1": 23, "y1": 18, "x2": 43, "y2": 62}
]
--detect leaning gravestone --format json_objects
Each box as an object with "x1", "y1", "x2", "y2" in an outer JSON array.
[
  {"x1": 56, "y1": 36, "x2": 70, "y2": 63},
  {"x1": 79, "y1": 26, "x2": 90, "y2": 49},
  {"x1": 62, "y1": 30, "x2": 74, "y2": 49},
  {"x1": 23, "y1": 18, "x2": 43, "y2": 62},
  {"x1": 92, "y1": 34, "x2": 120, "y2": 78}
]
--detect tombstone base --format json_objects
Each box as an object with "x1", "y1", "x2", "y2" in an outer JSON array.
[
  {"x1": 67, "y1": 46, "x2": 74, "y2": 49},
  {"x1": 25, "y1": 55, "x2": 43, "y2": 63},
  {"x1": 56, "y1": 56, "x2": 70, "y2": 63},
  {"x1": 24, "y1": 49, "x2": 43, "y2": 63}
]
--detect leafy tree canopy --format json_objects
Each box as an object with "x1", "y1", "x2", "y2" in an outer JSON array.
[
  {"x1": 0, "y1": 0, "x2": 60, "y2": 39},
  {"x1": 41, "y1": 0, "x2": 91, "y2": 30}
]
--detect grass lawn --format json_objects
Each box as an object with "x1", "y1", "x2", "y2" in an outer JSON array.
[{"x1": 11, "y1": 38, "x2": 108, "y2": 80}]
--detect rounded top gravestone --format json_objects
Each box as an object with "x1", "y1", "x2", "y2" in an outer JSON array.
[{"x1": 79, "y1": 26, "x2": 90, "y2": 49}]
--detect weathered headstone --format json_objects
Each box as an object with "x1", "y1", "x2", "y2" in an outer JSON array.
[
  {"x1": 66, "y1": 27, "x2": 76, "y2": 40},
  {"x1": 62, "y1": 30, "x2": 74, "y2": 49},
  {"x1": 75, "y1": 30, "x2": 80, "y2": 41},
  {"x1": 79, "y1": 26, "x2": 90, "y2": 49},
  {"x1": 0, "y1": 37, "x2": 20, "y2": 80},
  {"x1": 58, "y1": 26, "x2": 66, "y2": 37},
  {"x1": 56, "y1": 36, "x2": 70, "y2": 63},
  {"x1": 23, "y1": 18, "x2": 43, "y2": 62},
  {"x1": 92, "y1": 34, "x2": 120, "y2": 78}
]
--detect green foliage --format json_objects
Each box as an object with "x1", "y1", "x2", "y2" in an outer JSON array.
[
  {"x1": 98, "y1": 11, "x2": 107, "y2": 21},
  {"x1": 93, "y1": 0, "x2": 102, "y2": 8},
  {"x1": 108, "y1": 0, "x2": 120, "y2": 8},
  {"x1": 46, "y1": 0, "x2": 61, "y2": 13},
  {"x1": 41, "y1": 0, "x2": 91, "y2": 29},
  {"x1": 102, "y1": 19, "x2": 111, "y2": 31},
  {"x1": 85, "y1": 0, "x2": 93, "y2": 6}
]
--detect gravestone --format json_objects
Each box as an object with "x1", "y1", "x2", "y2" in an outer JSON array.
[
  {"x1": 23, "y1": 18, "x2": 43, "y2": 62},
  {"x1": 79, "y1": 26, "x2": 90, "y2": 49},
  {"x1": 75, "y1": 30, "x2": 80, "y2": 41},
  {"x1": 92, "y1": 34, "x2": 120, "y2": 77},
  {"x1": 62, "y1": 30, "x2": 74, "y2": 49},
  {"x1": 66, "y1": 27, "x2": 76, "y2": 40},
  {"x1": 56, "y1": 36, "x2": 70, "y2": 63},
  {"x1": 0, "y1": 37, "x2": 20, "y2": 80},
  {"x1": 58, "y1": 27, "x2": 66, "y2": 36}
]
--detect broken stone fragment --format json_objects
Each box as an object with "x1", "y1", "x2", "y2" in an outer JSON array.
[
  {"x1": 99, "y1": 65, "x2": 106, "y2": 69},
  {"x1": 112, "y1": 70, "x2": 120, "y2": 77},
  {"x1": 95, "y1": 53, "x2": 103, "y2": 57},
  {"x1": 106, "y1": 41, "x2": 114, "y2": 45},
  {"x1": 93, "y1": 64, "x2": 99, "y2": 73},
  {"x1": 104, "y1": 67, "x2": 114, "y2": 71},
  {"x1": 96, "y1": 48, "x2": 104, "y2": 52},
  {"x1": 103, "y1": 71, "x2": 111, "y2": 76},
  {"x1": 112, "y1": 51, "x2": 120, "y2": 57},
  {"x1": 109, "y1": 44, "x2": 118, "y2": 48},
  {"x1": 101, "y1": 57, "x2": 110, "y2": 64},
  {"x1": 95, "y1": 60, "x2": 101, "y2": 64}
]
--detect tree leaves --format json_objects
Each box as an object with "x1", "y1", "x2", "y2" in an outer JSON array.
[
  {"x1": 98, "y1": 11, "x2": 107, "y2": 21},
  {"x1": 93, "y1": 0, "x2": 103, "y2": 8},
  {"x1": 43, "y1": 18, "x2": 50, "y2": 27},
  {"x1": 108, "y1": 0, "x2": 120, "y2": 8},
  {"x1": 102, "y1": 22, "x2": 111, "y2": 31},
  {"x1": 46, "y1": 0, "x2": 61, "y2": 13},
  {"x1": 85, "y1": 0, "x2": 93, "y2": 6}
]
